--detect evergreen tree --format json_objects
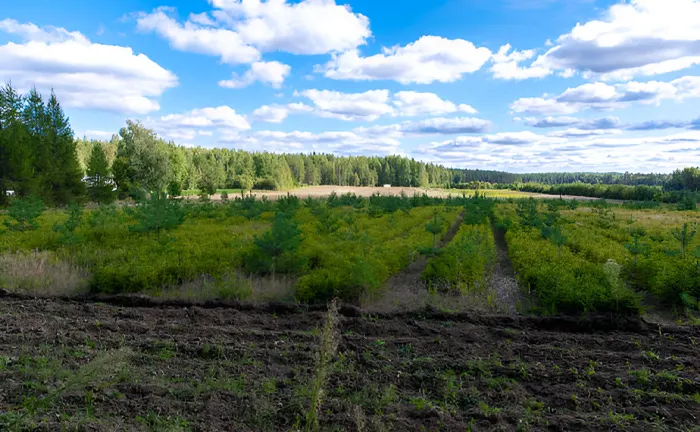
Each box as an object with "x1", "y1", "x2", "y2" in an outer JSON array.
[
  {"x1": 0, "y1": 83, "x2": 34, "y2": 202},
  {"x1": 86, "y1": 142, "x2": 114, "y2": 204},
  {"x1": 45, "y1": 91, "x2": 84, "y2": 205}
]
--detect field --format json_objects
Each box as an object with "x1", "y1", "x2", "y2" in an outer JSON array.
[
  {"x1": 1, "y1": 194, "x2": 699, "y2": 430},
  {"x1": 180, "y1": 186, "x2": 538, "y2": 200},
  {"x1": 1, "y1": 295, "x2": 698, "y2": 431}
]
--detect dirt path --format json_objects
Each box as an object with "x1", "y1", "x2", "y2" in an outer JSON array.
[
  {"x1": 363, "y1": 213, "x2": 464, "y2": 312},
  {"x1": 489, "y1": 224, "x2": 522, "y2": 314},
  {"x1": 1, "y1": 296, "x2": 698, "y2": 431}
]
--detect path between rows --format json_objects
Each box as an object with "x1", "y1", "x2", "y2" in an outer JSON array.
[
  {"x1": 489, "y1": 224, "x2": 521, "y2": 314},
  {"x1": 363, "y1": 212, "x2": 464, "y2": 312}
]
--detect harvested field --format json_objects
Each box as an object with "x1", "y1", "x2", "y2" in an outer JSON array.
[
  {"x1": 1, "y1": 295, "x2": 698, "y2": 431},
  {"x1": 182, "y1": 186, "x2": 540, "y2": 201}
]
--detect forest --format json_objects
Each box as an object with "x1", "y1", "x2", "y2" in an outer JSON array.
[{"x1": 2, "y1": 84, "x2": 697, "y2": 208}]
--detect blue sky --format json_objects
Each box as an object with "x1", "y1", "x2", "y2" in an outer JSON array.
[{"x1": 1, "y1": 0, "x2": 699, "y2": 172}]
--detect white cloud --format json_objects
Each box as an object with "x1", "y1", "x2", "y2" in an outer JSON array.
[
  {"x1": 0, "y1": 19, "x2": 177, "y2": 115},
  {"x1": 524, "y1": 116, "x2": 622, "y2": 130},
  {"x1": 225, "y1": 129, "x2": 401, "y2": 155},
  {"x1": 219, "y1": 60, "x2": 291, "y2": 89},
  {"x1": 392, "y1": 91, "x2": 477, "y2": 116},
  {"x1": 0, "y1": 19, "x2": 89, "y2": 43},
  {"x1": 547, "y1": 128, "x2": 622, "y2": 138},
  {"x1": 135, "y1": 1, "x2": 370, "y2": 64},
  {"x1": 531, "y1": 0, "x2": 700, "y2": 80},
  {"x1": 416, "y1": 129, "x2": 700, "y2": 173},
  {"x1": 211, "y1": 0, "x2": 370, "y2": 55},
  {"x1": 135, "y1": 7, "x2": 260, "y2": 64},
  {"x1": 251, "y1": 102, "x2": 312, "y2": 123},
  {"x1": 401, "y1": 117, "x2": 491, "y2": 135},
  {"x1": 490, "y1": 44, "x2": 551, "y2": 80},
  {"x1": 297, "y1": 89, "x2": 394, "y2": 121},
  {"x1": 78, "y1": 130, "x2": 115, "y2": 140},
  {"x1": 149, "y1": 106, "x2": 250, "y2": 141},
  {"x1": 510, "y1": 75, "x2": 700, "y2": 114},
  {"x1": 319, "y1": 35, "x2": 492, "y2": 84}
]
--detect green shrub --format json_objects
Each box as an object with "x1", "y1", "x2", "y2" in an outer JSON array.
[{"x1": 3, "y1": 196, "x2": 45, "y2": 232}]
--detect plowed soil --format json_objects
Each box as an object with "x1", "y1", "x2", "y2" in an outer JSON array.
[{"x1": 1, "y1": 294, "x2": 698, "y2": 431}]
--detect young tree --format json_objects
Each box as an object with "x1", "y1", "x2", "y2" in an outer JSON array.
[
  {"x1": 128, "y1": 191, "x2": 185, "y2": 238},
  {"x1": 86, "y1": 143, "x2": 114, "y2": 204},
  {"x1": 672, "y1": 223, "x2": 697, "y2": 259},
  {"x1": 3, "y1": 196, "x2": 45, "y2": 231},
  {"x1": 245, "y1": 213, "x2": 304, "y2": 275},
  {"x1": 53, "y1": 202, "x2": 84, "y2": 245}
]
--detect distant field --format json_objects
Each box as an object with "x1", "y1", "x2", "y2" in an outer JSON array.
[{"x1": 182, "y1": 186, "x2": 538, "y2": 200}]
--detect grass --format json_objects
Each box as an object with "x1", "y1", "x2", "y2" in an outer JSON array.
[
  {"x1": 443, "y1": 188, "x2": 536, "y2": 199},
  {"x1": 181, "y1": 188, "x2": 244, "y2": 197},
  {"x1": 0, "y1": 250, "x2": 89, "y2": 295}
]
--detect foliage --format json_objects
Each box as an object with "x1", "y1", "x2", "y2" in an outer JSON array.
[
  {"x1": 127, "y1": 191, "x2": 185, "y2": 238},
  {"x1": 3, "y1": 196, "x2": 45, "y2": 231},
  {"x1": 52, "y1": 202, "x2": 83, "y2": 245},
  {"x1": 244, "y1": 212, "x2": 306, "y2": 275},
  {"x1": 86, "y1": 142, "x2": 114, "y2": 204},
  {"x1": 422, "y1": 223, "x2": 496, "y2": 294}
]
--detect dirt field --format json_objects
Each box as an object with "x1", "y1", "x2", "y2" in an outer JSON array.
[
  {"x1": 184, "y1": 186, "x2": 547, "y2": 201},
  {"x1": 1, "y1": 294, "x2": 698, "y2": 431}
]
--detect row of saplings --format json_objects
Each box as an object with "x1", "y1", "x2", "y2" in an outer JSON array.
[
  {"x1": 502, "y1": 199, "x2": 699, "y2": 316},
  {"x1": 1, "y1": 192, "x2": 480, "y2": 303}
]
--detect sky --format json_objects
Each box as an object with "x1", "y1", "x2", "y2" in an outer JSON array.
[{"x1": 1, "y1": 0, "x2": 699, "y2": 173}]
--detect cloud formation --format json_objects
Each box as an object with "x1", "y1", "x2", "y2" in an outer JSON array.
[{"x1": 0, "y1": 19, "x2": 177, "y2": 115}]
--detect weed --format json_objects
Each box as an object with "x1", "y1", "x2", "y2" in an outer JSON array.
[{"x1": 304, "y1": 299, "x2": 340, "y2": 432}]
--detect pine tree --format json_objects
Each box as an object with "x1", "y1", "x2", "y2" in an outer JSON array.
[
  {"x1": 22, "y1": 87, "x2": 50, "y2": 200},
  {"x1": 86, "y1": 143, "x2": 114, "y2": 204},
  {"x1": 45, "y1": 91, "x2": 84, "y2": 205},
  {"x1": 0, "y1": 84, "x2": 34, "y2": 200}
]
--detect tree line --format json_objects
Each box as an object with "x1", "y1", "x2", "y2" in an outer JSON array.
[{"x1": 1, "y1": 83, "x2": 698, "y2": 207}]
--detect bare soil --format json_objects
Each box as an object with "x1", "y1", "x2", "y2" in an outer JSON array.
[{"x1": 1, "y1": 294, "x2": 698, "y2": 431}]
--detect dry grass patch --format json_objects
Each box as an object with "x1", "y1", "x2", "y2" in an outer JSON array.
[
  {"x1": 152, "y1": 272, "x2": 296, "y2": 303},
  {"x1": 0, "y1": 251, "x2": 89, "y2": 296}
]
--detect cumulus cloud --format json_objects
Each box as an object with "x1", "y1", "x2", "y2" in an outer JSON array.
[
  {"x1": 416, "y1": 129, "x2": 700, "y2": 172},
  {"x1": 0, "y1": 19, "x2": 177, "y2": 115},
  {"x1": 401, "y1": 117, "x2": 490, "y2": 134},
  {"x1": 547, "y1": 128, "x2": 622, "y2": 138},
  {"x1": 392, "y1": 91, "x2": 477, "y2": 116},
  {"x1": 490, "y1": 44, "x2": 551, "y2": 80},
  {"x1": 524, "y1": 116, "x2": 621, "y2": 130},
  {"x1": 251, "y1": 102, "x2": 312, "y2": 123},
  {"x1": 279, "y1": 89, "x2": 479, "y2": 122},
  {"x1": 530, "y1": 0, "x2": 700, "y2": 80},
  {"x1": 135, "y1": 1, "x2": 370, "y2": 63},
  {"x1": 135, "y1": 7, "x2": 260, "y2": 64},
  {"x1": 296, "y1": 89, "x2": 394, "y2": 121},
  {"x1": 319, "y1": 35, "x2": 492, "y2": 84},
  {"x1": 219, "y1": 60, "x2": 291, "y2": 88},
  {"x1": 148, "y1": 106, "x2": 250, "y2": 141},
  {"x1": 227, "y1": 129, "x2": 401, "y2": 155},
  {"x1": 510, "y1": 76, "x2": 700, "y2": 114}
]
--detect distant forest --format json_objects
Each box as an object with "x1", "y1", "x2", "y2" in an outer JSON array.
[{"x1": 1, "y1": 84, "x2": 698, "y2": 206}]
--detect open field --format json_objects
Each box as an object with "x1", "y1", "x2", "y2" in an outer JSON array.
[
  {"x1": 181, "y1": 186, "x2": 540, "y2": 201},
  {"x1": 1, "y1": 295, "x2": 698, "y2": 431}
]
